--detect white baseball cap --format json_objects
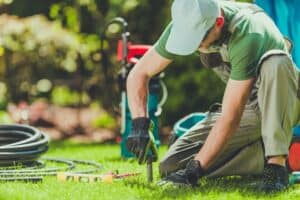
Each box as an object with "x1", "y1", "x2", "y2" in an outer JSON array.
[{"x1": 166, "y1": 0, "x2": 221, "y2": 55}]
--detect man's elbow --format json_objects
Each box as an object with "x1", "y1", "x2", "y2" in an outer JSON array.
[{"x1": 127, "y1": 67, "x2": 150, "y2": 88}]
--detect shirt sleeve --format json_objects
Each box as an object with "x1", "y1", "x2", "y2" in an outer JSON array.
[
  {"x1": 154, "y1": 22, "x2": 181, "y2": 60},
  {"x1": 229, "y1": 33, "x2": 265, "y2": 80}
]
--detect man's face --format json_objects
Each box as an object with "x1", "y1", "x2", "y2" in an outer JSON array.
[
  {"x1": 199, "y1": 18, "x2": 224, "y2": 49},
  {"x1": 199, "y1": 26, "x2": 222, "y2": 49}
]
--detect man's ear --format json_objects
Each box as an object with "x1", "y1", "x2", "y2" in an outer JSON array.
[{"x1": 216, "y1": 16, "x2": 225, "y2": 28}]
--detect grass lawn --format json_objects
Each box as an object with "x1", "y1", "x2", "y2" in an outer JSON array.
[{"x1": 1, "y1": 141, "x2": 300, "y2": 200}]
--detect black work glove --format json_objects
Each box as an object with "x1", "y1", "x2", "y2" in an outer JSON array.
[
  {"x1": 159, "y1": 160, "x2": 204, "y2": 187},
  {"x1": 126, "y1": 117, "x2": 152, "y2": 164}
]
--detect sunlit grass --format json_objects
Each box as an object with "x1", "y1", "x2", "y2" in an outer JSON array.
[{"x1": 0, "y1": 141, "x2": 299, "y2": 200}]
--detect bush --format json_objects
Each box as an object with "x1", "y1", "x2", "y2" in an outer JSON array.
[
  {"x1": 0, "y1": 111, "x2": 13, "y2": 123},
  {"x1": 92, "y1": 112, "x2": 117, "y2": 129},
  {"x1": 0, "y1": 14, "x2": 102, "y2": 106}
]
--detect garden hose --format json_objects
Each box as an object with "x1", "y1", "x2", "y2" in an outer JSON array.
[
  {"x1": 0, "y1": 157, "x2": 103, "y2": 182},
  {"x1": 0, "y1": 124, "x2": 103, "y2": 182},
  {"x1": 0, "y1": 124, "x2": 49, "y2": 166},
  {"x1": 0, "y1": 124, "x2": 140, "y2": 183}
]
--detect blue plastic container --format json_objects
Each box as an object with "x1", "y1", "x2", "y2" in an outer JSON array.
[
  {"x1": 173, "y1": 113, "x2": 207, "y2": 137},
  {"x1": 294, "y1": 126, "x2": 300, "y2": 137}
]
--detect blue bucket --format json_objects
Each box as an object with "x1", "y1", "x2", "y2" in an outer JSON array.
[
  {"x1": 173, "y1": 112, "x2": 207, "y2": 137},
  {"x1": 294, "y1": 125, "x2": 300, "y2": 137}
]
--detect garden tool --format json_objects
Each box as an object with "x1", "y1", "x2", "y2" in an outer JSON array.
[{"x1": 144, "y1": 129, "x2": 158, "y2": 182}]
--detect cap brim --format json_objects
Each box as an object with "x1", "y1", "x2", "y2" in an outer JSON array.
[{"x1": 166, "y1": 23, "x2": 209, "y2": 56}]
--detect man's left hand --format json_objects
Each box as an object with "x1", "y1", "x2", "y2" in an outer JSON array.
[{"x1": 126, "y1": 117, "x2": 152, "y2": 164}]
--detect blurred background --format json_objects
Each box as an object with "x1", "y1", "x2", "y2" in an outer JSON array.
[{"x1": 1, "y1": 0, "x2": 295, "y2": 144}]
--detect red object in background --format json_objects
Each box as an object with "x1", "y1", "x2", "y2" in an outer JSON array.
[
  {"x1": 288, "y1": 141, "x2": 300, "y2": 171},
  {"x1": 115, "y1": 135, "x2": 122, "y2": 144},
  {"x1": 117, "y1": 40, "x2": 151, "y2": 64}
]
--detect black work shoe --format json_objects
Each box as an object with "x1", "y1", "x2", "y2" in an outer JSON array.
[{"x1": 256, "y1": 163, "x2": 289, "y2": 193}]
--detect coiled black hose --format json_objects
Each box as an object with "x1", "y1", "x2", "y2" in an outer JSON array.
[
  {"x1": 0, "y1": 124, "x2": 49, "y2": 166},
  {"x1": 0, "y1": 124, "x2": 103, "y2": 181}
]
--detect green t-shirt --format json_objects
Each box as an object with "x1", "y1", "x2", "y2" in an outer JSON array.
[{"x1": 154, "y1": 1, "x2": 287, "y2": 80}]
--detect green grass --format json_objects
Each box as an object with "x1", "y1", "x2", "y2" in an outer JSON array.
[{"x1": 1, "y1": 141, "x2": 300, "y2": 200}]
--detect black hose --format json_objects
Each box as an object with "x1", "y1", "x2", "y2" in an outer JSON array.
[
  {"x1": 0, "y1": 124, "x2": 49, "y2": 166},
  {"x1": 0, "y1": 124, "x2": 103, "y2": 182},
  {"x1": 1, "y1": 158, "x2": 103, "y2": 180}
]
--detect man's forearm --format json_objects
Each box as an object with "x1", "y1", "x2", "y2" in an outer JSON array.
[
  {"x1": 194, "y1": 114, "x2": 242, "y2": 170},
  {"x1": 126, "y1": 48, "x2": 172, "y2": 119},
  {"x1": 126, "y1": 71, "x2": 150, "y2": 118},
  {"x1": 194, "y1": 78, "x2": 254, "y2": 170}
]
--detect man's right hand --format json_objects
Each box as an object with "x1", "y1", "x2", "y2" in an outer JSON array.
[
  {"x1": 126, "y1": 117, "x2": 152, "y2": 164},
  {"x1": 158, "y1": 160, "x2": 204, "y2": 187}
]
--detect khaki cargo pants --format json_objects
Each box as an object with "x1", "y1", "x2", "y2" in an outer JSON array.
[{"x1": 159, "y1": 53, "x2": 300, "y2": 177}]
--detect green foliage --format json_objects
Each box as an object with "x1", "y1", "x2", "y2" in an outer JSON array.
[
  {"x1": 0, "y1": 110, "x2": 12, "y2": 123},
  {"x1": 0, "y1": 0, "x2": 13, "y2": 5},
  {"x1": 49, "y1": 0, "x2": 109, "y2": 33},
  {"x1": 0, "y1": 82, "x2": 8, "y2": 109},
  {"x1": 239, "y1": 0, "x2": 253, "y2": 2},
  {"x1": 51, "y1": 86, "x2": 81, "y2": 106},
  {"x1": 0, "y1": 15, "x2": 103, "y2": 106},
  {"x1": 0, "y1": 15, "x2": 98, "y2": 72},
  {"x1": 50, "y1": 4, "x2": 80, "y2": 32},
  {"x1": 92, "y1": 112, "x2": 117, "y2": 129}
]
